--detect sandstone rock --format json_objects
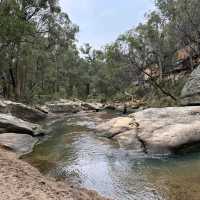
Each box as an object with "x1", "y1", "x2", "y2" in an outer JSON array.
[
  {"x1": 45, "y1": 100, "x2": 82, "y2": 113},
  {"x1": 181, "y1": 65, "x2": 200, "y2": 105},
  {"x1": 0, "y1": 100, "x2": 47, "y2": 123},
  {"x1": 113, "y1": 130, "x2": 142, "y2": 150},
  {"x1": 133, "y1": 107, "x2": 200, "y2": 154},
  {"x1": 46, "y1": 99, "x2": 105, "y2": 113},
  {"x1": 0, "y1": 113, "x2": 44, "y2": 136},
  {"x1": 96, "y1": 117, "x2": 134, "y2": 138},
  {"x1": 96, "y1": 106, "x2": 200, "y2": 154},
  {"x1": 6, "y1": 101, "x2": 47, "y2": 123},
  {"x1": 0, "y1": 133, "x2": 38, "y2": 154}
]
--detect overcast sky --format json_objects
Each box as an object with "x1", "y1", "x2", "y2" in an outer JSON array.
[{"x1": 60, "y1": 0, "x2": 155, "y2": 49}]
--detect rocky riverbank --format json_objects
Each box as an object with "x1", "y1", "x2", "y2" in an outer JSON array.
[
  {"x1": 1, "y1": 96, "x2": 200, "y2": 199},
  {"x1": 0, "y1": 98, "x2": 124, "y2": 154},
  {"x1": 2, "y1": 97, "x2": 200, "y2": 156},
  {"x1": 0, "y1": 100, "x2": 47, "y2": 154},
  {"x1": 0, "y1": 98, "x2": 112, "y2": 200},
  {"x1": 0, "y1": 146, "x2": 109, "y2": 200}
]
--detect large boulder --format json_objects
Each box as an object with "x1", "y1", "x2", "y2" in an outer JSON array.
[
  {"x1": 133, "y1": 107, "x2": 200, "y2": 154},
  {"x1": 0, "y1": 133, "x2": 38, "y2": 154},
  {"x1": 0, "y1": 100, "x2": 48, "y2": 123},
  {"x1": 5, "y1": 101, "x2": 47, "y2": 123},
  {"x1": 96, "y1": 106, "x2": 200, "y2": 154},
  {"x1": 181, "y1": 65, "x2": 200, "y2": 105},
  {"x1": 0, "y1": 113, "x2": 44, "y2": 136}
]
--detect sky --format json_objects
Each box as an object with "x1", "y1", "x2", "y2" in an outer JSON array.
[{"x1": 60, "y1": 0, "x2": 155, "y2": 49}]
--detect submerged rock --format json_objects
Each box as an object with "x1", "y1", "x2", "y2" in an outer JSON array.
[
  {"x1": 0, "y1": 133, "x2": 38, "y2": 154},
  {"x1": 181, "y1": 65, "x2": 200, "y2": 105},
  {"x1": 0, "y1": 113, "x2": 44, "y2": 136},
  {"x1": 97, "y1": 106, "x2": 200, "y2": 154}
]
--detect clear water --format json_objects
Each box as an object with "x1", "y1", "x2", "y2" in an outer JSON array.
[{"x1": 23, "y1": 112, "x2": 200, "y2": 200}]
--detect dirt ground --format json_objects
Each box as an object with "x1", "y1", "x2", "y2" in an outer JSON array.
[{"x1": 0, "y1": 147, "x2": 110, "y2": 200}]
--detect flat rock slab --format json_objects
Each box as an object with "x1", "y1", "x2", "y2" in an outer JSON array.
[
  {"x1": 0, "y1": 133, "x2": 38, "y2": 154},
  {"x1": 45, "y1": 99, "x2": 105, "y2": 113},
  {"x1": 4, "y1": 101, "x2": 48, "y2": 123},
  {"x1": 97, "y1": 106, "x2": 200, "y2": 154},
  {"x1": 0, "y1": 113, "x2": 44, "y2": 136},
  {"x1": 46, "y1": 100, "x2": 82, "y2": 113}
]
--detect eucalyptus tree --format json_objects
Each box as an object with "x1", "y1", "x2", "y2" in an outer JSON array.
[
  {"x1": 112, "y1": 25, "x2": 177, "y2": 101},
  {"x1": 156, "y1": 0, "x2": 200, "y2": 68},
  {"x1": 0, "y1": 0, "x2": 79, "y2": 102}
]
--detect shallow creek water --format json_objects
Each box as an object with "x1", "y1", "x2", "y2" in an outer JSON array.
[{"x1": 23, "y1": 111, "x2": 200, "y2": 200}]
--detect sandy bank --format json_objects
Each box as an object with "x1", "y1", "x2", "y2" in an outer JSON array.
[{"x1": 0, "y1": 147, "x2": 110, "y2": 200}]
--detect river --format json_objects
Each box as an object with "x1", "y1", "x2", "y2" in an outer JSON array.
[{"x1": 23, "y1": 111, "x2": 200, "y2": 200}]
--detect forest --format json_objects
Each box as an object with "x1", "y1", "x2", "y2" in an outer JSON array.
[
  {"x1": 0, "y1": 0, "x2": 200, "y2": 105},
  {"x1": 2, "y1": 1, "x2": 200, "y2": 200}
]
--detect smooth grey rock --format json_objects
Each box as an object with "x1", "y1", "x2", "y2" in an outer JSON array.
[
  {"x1": 0, "y1": 113, "x2": 44, "y2": 136},
  {"x1": 0, "y1": 133, "x2": 38, "y2": 154},
  {"x1": 0, "y1": 100, "x2": 47, "y2": 123},
  {"x1": 46, "y1": 99, "x2": 105, "y2": 113},
  {"x1": 45, "y1": 100, "x2": 82, "y2": 113},
  {"x1": 181, "y1": 65, "x2": 200, "y2": 105},
  {"x1": 133, "y1": 107, "x2": 200, "y2": 154},
  {"x1": 97, "y1": 106, "x2": 200, "y2": 154},
  {"x1": 5, "y1": 101, "x2": 47, "y2": 123}
]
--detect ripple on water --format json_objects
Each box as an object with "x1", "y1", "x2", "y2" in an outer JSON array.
[{"x1": 23, "y1": 113, "x2": 200, "y2": 200}]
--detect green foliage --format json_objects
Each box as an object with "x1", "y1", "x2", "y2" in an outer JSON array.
[
  {"x1": 0, "y1": 0, "x2": 80, "y2": 103},
  {"x1": 0, "y1": 0, "x2": 197, "y2": 105}
]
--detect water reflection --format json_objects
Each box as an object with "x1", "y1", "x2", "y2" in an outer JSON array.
[{"x1": 23, "y1": 112, "x2": 200, "y2": 200}]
